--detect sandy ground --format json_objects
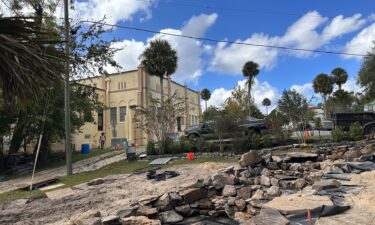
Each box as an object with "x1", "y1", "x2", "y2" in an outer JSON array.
[
  {"x1": 0, "y1": 162, "x2": 234, "y2": 225},
  {"x1": 0, "y1": 151, "x2": 125, "y2": 194},
  {"x1": 316, "y1": 170, "x2": 375, "y2": 225}
]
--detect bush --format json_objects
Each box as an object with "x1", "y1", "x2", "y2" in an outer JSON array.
[
  {"x1": 332, "y1": 127, "x2": 346, "y2": 142},
  {"x1": 146, "y1": 140, "x2": 158, "y2": 155},
  {"x1": 262, "y1": 134, "x2": 273, "y2": 148},
  {"x1": 349, "y1": 122, "x2": 363, "y2": 141}
]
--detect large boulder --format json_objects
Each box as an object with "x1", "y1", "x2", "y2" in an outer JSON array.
[
  {"x1": 312, "y1": 180, "x2": 340, "y2": 191},
  {"x1": 121, "y1": 216, "x2": 161, "y2": 225},
  {"x1": 174, "y1": 204, "x2": 196, "y2": 217},
  {"x1": 74, "y1": 217, "x2": 102, "y2": 225},
  {"x1": 260, "y1": 175, "x2": 271, "y2": 187},
  {"x1": 135, "y1": 206, "x2": 158, "y2": 217},
  {"x1": 239, "y1": 151, "x2": 262, "y2": 168},
  {"x1": 266, "y1": 186, "x2": 280, "y2": 198},
  {"x1": 242, "y1": 208, "x2": 289, "y2": 225},
  {"x1": 343, "y1": 150, "x2": 360, "y2": 161},
  {"x1": 234, "y1": 212, "x2": 253, "y2": 224}
]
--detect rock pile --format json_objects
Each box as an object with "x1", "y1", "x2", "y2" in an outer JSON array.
[{"x1": 72, "y1": 144, "x2": 375, "y2": 225}]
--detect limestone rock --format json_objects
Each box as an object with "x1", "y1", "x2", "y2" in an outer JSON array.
[
  {"x1": 236, "y1": 186, "x2": 252, "y2": 199},
  {"x1": 234, "y1": 212, "x2": 252, "y2": 224},
  {"x1": 343, "y1": 150, "x2": 360, "y2": 161},
  {"x1": 116, "y1": 208, "x2": 137, "y2": 219},
  {"x1": 74, "y1": 217, "x2": 102, "y2": 225},
  {"x1": 266, "y1": 186, "x2": 280, "y2": 198},
  {"x1": 227, "y1": 196, "x2": 236, "y2": 206},
  {"x1": 260, "y1": 175, "x2": 271, "y2": 187},
  {"x1": 154, "y1": 194, "x2": 171, "y2": 211},
  {"x1": 121, "y1": 216, "x2": 161, "y2": 225},
  {"x1": 251, "y1": 189, "x2": 265, "y2": 200},
  {"x1": 102, "y1": 215, "x2": 120, "y2": 225},
  {"x1": 222, "y1": 185, "x2": 237, "y2": 196},
  {"x1": 239, "y1": 151, "x2": 262, "y2": 168},
  {"x1": 190, "y1": 198, "x2": 213, "y2": 209},
  {"x1": 292, "y1": 178, "x2": 306, "y2": 190},
  {"x1": 360, "y1": 144, "x2": 374, "y2": 155},
  {"x1": 135, "y1": 206, "x2": 158, "y2": 217},
  {"x1": 159, "y1": 210, "x2": 183, "y2": 224},
  {"x1": 267, "y1": 162, "x2": 279, "y2": 170},
  {"x1": 174, "y1": 204, "x2": 193, "y2": 217},
  {"x1": 289, "y1": 163, "x2": 302, "y2": 171},
  {"x1": 270, "y1": 178, "x2": 279, "y2": 186},
  {"x1": 235, "y1": 198, "x2": 246, "y2": 211},
  {"x1": 242, "y1": 208, "x2": 289, "y2": 225},
  {"x1": 264, "y1": 193, "x2": 333, "y2": 214},
  {"x1": 212, "y1": 174, "x2": 235, "y2": 190},
  {"x1": 312, "y1": 180, "x2": 340, "y2": 191},
  {"x1": 179, "y1": 188, "x2": 207, "y2": 204}
]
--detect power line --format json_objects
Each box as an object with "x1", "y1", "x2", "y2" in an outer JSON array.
[
  {"x1": 137, "y1": 0, "x2": 335, "y2": 19},
  {"x1": 82, "y1": 20, "x2": 368, "y2": 57}
]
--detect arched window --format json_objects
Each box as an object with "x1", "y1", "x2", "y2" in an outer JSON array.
[
  {"x1": 123, "y1": 81, "x2": 126, "y2": 89},
  {"x1": 121, "y1": 82, "x2": 123, "y2": 89}
]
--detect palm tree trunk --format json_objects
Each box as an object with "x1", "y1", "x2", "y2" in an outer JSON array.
[
  {"x1": 160, "y1": 76, "x2": 164, "y2": 102},
  {"x1": 266, "y1": 106, "x2": 268, "y2": 115},
  {"x1": 248, "y1": 78, "x2": 252, "y2": 118},
  {"x1": 205, "y1": 100, "x2": 208, "y2": 111},
  {"x1": 323, "y1": 95, "x2": 327, "y2": 120}
]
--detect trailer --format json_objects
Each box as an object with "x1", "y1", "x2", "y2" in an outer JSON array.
[{"x1": 332, "y1": 112, "x2": 375, "y2": 135}]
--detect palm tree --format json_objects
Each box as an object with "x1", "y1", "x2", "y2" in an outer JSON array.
[
  {"x1": 242, "y1": 61, "x2": 260, "y2": 118},
  {"x1": 331, "y1": 67, "x2": 348, "y2": 90},
  {"x1": 262, "y1": 98, "x2": 271, "y2": 115},
  {"x1": 140, "y1": 39, "x2": 178, "y2": 101},
  {"x1": 0, "y1": 17, "x2": 65, "y2": 103},
  {"x1": 313, "y1": 73, "x2": 334, "y2": 119},
  {"x1": 200, "y1": 88, "x2": 211, "y2": 111}
]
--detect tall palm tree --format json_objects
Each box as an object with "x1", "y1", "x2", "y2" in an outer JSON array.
[
  {"x1": 313, "y1": 73, "x2": 334, "y2": 119},
  {"x1": 262, "y1": 98, "x2": 271, "y2": 115},
  {"x1": 331, "y1": 67, "x2": 348, "y2": 90},
  {"x1": 200, "y1": 88, "x2": 211, "y2": 111},
  {"x1": 140, "y1": 39, "x2": 178, "y2": 102},
  {"x1": 0, "y1": 16, "x2": 65, "y2": 103},
  {"x1": 242, "y1": 61, "x2": 260, "y2": 118}
]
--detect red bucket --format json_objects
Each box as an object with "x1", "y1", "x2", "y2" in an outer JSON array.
[{"x1": 187, "y1": 152, "x2": 194, "y2": 160}]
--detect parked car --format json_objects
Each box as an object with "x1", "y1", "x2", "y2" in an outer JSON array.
[{"x1": 184, "y1": 117, "x2": 269, "y2": 140}]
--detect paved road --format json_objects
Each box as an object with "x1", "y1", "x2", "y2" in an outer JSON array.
[{"x1": 0, "y1": 151, "x2": 125, "y2": 194}]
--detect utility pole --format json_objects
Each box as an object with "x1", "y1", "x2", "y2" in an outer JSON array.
[{"x1": 64, "y1": 0, "x2": 72, "y2": 175}]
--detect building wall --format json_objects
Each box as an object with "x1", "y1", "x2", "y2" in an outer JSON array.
[{"x1": 72, "y1": 67, "x2": 201, "y2": 149}]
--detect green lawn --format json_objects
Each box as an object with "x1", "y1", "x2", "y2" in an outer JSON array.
[{"x1": 0, "y1": 156, "x2": 236, "y2": 202}]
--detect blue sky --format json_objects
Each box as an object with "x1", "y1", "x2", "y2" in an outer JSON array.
[{"x1": 4, "y1": 0, "x2": 372, "y2": 111}]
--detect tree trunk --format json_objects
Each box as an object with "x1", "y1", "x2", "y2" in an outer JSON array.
[
  {"x1": 39, "y1": 133, "x2": 50, "y2": 165},
  {"x1": 323, "y1": 95, "x2": 327, "y2": 120},
  {"x1": 248, "y1": 78, "x2": 252, "y2": 118},
  {"x1": 205, "y1": 100, "x2": 208, "y2": 111},
  {"x1": 159, "y1": 75, "x2": 165, "y2": 154},
  {"x1": 266, "y1": 106, "x2": 268, "y2": 115}
]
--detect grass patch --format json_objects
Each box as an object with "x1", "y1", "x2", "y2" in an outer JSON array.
[{"x1": 0, "y1": 156, "x2": 236, "y2": 202}]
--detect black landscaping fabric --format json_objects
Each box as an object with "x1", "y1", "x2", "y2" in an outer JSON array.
[
  {"x1": 146, "y1": 170, "x2": 180, "y2": 181},
  {"x1": 287, "y1": 205, "x2": 351, "y2": 225}
]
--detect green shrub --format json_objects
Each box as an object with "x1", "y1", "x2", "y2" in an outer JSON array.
[
  {"x1": 332, "y1": 127, "x2": 346, "y2": 142},
  {"x1": 146, "y1": 140, "x2": 157, "y2": 155},
  {"x1": 262, "y1": 134, "x2": 273, "y2": 148},
  {"x1": 349, "y1": 122, "x2": 363, "y2": 141}
]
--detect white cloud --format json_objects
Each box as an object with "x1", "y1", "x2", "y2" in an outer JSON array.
[
  {"x1": 108, "y1": 13, "x2": 218, "y2": 83},
  {"x1": 205, "y1": 79, "x2": 279, "y2": 114},
  {"x1": 210, "y1": 11, "x2": 367, "y2": 74},
  {"x1": 291, "y1": 83, "x2": 314, "y2": 98},
  {"x1": 72, "y1": 0, "x2": 156, "y2": 24},
  {"x1": 344, "y1": 23, "x2": 375, "y2": 59},
  {"x1": 340, "y1": 78, "x2": 363, "y2": 93}
]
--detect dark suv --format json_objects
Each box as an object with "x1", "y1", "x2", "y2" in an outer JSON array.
[{"x1": 184, "y1": 117, "x2": 268, "y2": 140}]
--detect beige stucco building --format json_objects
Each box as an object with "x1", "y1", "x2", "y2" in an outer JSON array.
[{"x1": 72, "y1": 66, "x2": 201, "y2": 150}]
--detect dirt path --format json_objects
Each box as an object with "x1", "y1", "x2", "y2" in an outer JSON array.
[
  {"x1": 0, "y1": 162, "x2": 233, "y2": 225},
  {"x1": 0, "y1": 151, "x2": 124, "y2": 194}
]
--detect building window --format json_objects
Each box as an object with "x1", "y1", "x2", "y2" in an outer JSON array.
[
  {"x1": 119, "y1": 106, "x2": 126, "y2": 122},
  {"x1": 123, "y1": 81, "x2": 126, "y2": 89},
  {"x1": 121, "y1": 82, "x2": 123, "y2": 89},
  {"x1": 110, "y1": 107, "x2": 117, "y2": 125},
  {"x1": 97, "y1": 108, "x2": 103, "y2": 131},
  {"x1": 177, "y1": 117, "x2": 182, "y2": 132}
]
